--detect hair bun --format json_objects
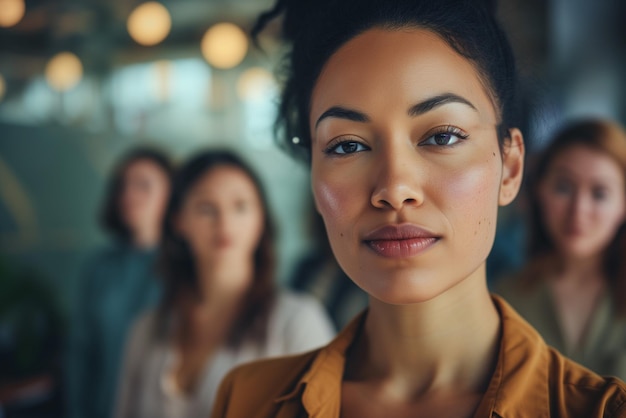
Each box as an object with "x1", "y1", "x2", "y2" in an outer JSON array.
[{"x1": 252, "y1": 0, "x2": 323, "y2": 42}]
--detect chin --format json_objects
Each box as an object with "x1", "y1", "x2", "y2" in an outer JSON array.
[{"x1": 362, "y1": 274, "x2": 456, "y2": 306}]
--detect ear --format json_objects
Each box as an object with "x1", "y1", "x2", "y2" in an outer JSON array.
[{"x1": 499, "y1": 128, "x2": 525, "y2": 206}]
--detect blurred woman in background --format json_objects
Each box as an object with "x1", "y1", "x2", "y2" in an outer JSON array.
[
  {"x1": 66, "y1": 147, "x2": 173, "y2": 418},
  {"x1": 114, "y1": 150, "x2": 334, "y2": 418},
  {"x1": 498, "y1": 118, "x2": 626, "y2": 378}
]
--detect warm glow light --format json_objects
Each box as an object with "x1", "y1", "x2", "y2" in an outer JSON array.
[
  {"x1": 0, "y1": 74, "x2": 6, "y2": 101},
  {"x1": 45, "y1": 52, "x2": 83, "y2": 92},
  {"x1": 237, "y1": 67, "x2": 276, "y2": 102},
  {"x1": 127, "y1": 2, "x2": 171, "y2": 46},
  {"x1": 201, "y1": 23, "x2": 248, "y2": 69},
  {"x1": 0, "y1": 0, "x2": 25, "y2": 28}
]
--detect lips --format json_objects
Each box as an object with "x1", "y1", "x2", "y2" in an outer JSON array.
[{"x1": 362, "y1": 224, "x2": 440, "y2": 258}]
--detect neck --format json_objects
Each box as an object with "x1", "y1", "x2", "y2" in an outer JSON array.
[
  {"x1": 131, "y1": 225, "x2": 160, "y2": 249},
  {"x1": 557, "y1": 253, "x2": 604, "y2": 284},
  {"x1": 195, "y1": 257, "x2": 254, "y2": 306},
  {"x1": 174, "y1": 258, "x2": 254, "y2": 343},
  {"x1": 349, "y1": 266, "x2": 500, "y2": 398}
]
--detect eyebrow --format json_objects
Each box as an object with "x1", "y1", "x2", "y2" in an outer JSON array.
[
  {"x1": 315, "y1": 93, "x2": 477, "y2": 128},
  {"x1": 315, "y1": 107, "x2": 370, "y2": 128},
  {"x1": 408, "y1": 93, "x2": 477, "y2": 116}
]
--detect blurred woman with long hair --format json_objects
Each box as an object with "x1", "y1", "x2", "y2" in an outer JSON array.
[
  {"x1": 114, "y1": 150, "x2": 334, "y2": 418},
  {"x1": 67, "y1": 147, "x2": 173, "y2": 418},
  {"x1": 498, "y1": 118, "x2": 626, "y2": 378}
]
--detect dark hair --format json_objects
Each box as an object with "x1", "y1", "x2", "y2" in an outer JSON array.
[
  {"x1": 100, "y1": 147, "x2": 173, "y2": 242},
  {"x1": 525, "y1": 119, "x2": 626, "y2": 314},
  {"x1": 158, "y1": 150, "x2": 276, "y2": 345},
  {"x1": 252, "y1": 0, "x2": 519, "y2": 161}
]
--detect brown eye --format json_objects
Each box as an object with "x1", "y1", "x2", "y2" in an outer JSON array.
[
  {"x1": 325, "y1": 140, "x2": 369, "y2": 155},
  {"x1": 420, "y1": 126, "x2": 468, "y2": 147},
  {"x1": 434, "y1": 133, "x2": 453, "y2": 145}
]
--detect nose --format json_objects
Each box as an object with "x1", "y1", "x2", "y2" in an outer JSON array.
[
  {"x1": 568, "y1": 190, "x2": 591, "y2": 224},
  {"x1": 370, "y1": 146, "x2": 425, "y2": 210}
]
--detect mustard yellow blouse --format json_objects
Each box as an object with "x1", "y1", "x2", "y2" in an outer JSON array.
[{"x1": 211, "y1": 295, "x2": 626, "y2": 418}]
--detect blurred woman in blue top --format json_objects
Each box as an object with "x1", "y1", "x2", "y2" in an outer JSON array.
[{"x1": 66, "y1": 147, "x2": 173, "y2": 418}]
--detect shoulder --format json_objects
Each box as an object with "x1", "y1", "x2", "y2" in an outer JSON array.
[
  {"x1": 212, "y1": 349, "x2": 320, "y2": 417},
  {"x1": 88, "y1": 243, "x2": 126, "y2": 263},
  {"x1": 225, "y1": 349, "x2": 319, "y2": 387},
  {"x1": 493, "y1": 295, "x2": 626, "y2": 417},
  {"x1": 125, "y1": 309, "x2": 160, "y2": 349},
  {"x1": 266, "y1": 290, "x2": 335, "y2": 346},
  {"x1": 80, "y1": 244, "x2": 127, "y2": 279},
  {"x1": 549, "y1": 349, "x2": 626, "y2": 417},
  {"x1": 273, "y1": 290, "x2": 323, "y2": 311},
  {"x1": 270, "y1": 290, "x2": 331, "y2": 324}
]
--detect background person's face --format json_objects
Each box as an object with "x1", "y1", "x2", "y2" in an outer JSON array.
[
  {"x1": 175, "y1": 165, "x2": 265, "y2": 269},
  {"x1": 309, "y1": 28, "x2": 523, "y2": 305},
  {"x1": 538, "y1": 145, "x2": 626, "y2": 260},
  {"x1": 119, "y1": 159, "x2": 170, "y2": 236}
]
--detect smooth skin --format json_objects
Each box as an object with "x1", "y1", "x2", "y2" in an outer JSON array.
[
  {"x1": 173, "y1": 165, "x2": 265, "y2": 393},
  {"x1": 309, "y1": 28, "x2": 524, "y2": 418},
  {"x1": 119, "y1": 158, "x2": 171, "y2": 248},
  {"x1": 538, "y1": 145, "x2": 626, "y2": 352}
]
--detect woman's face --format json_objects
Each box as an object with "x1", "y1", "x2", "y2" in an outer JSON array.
[
  {"x1": 309, "y1": 28, "x2": 523, "y2": 305},
  {"x1": 119, "y1": 158, "x2": 171, "y2": 234},
  {"x1": 175, "y1": 165, "x2": 265, "y2": 266},
  {"x1": 538, "y1": 145, "x2": 626, "y2": 260}
]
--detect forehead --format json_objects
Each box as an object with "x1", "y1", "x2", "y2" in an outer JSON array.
[
  {"x1": 310, "y1": 28, "x2": 497, "y2": 128},
  {"x1": 548, "y1": 145, "x2": 624, "y2": 181},
  {"x1": 191, "y1": 165, "x2": 258, "y2": 196},
  {"x1": 124, "y1": 158, "x2": 165, "y2": 178}
]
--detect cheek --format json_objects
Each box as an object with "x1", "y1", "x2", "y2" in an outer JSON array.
[
  {"x1": 598, "y1": 199, "x2": 626, "y2": 230},
  {"x1": 441, "y1": 160, "x2": 501, "y2": 238},
  {"x1": 239, "y1": 211, "x2": 265, "y2": 247},
  {"x1": 313, "y1": 179, "x2": 344, "y2": 219},
  {"x1": 312, "y1": 175, "x2": 358, "y2": 236},
  {"x1": 312, "y1": 174, "x2": 361, "y2": 270},
  {"x1": 538, "y1": 190, "x2": 567, "y2": 224}
]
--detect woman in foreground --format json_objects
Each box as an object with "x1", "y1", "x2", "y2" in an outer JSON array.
[
  {"x1": 498, "y1": 119, "x2": 626, "y2": 380},
  {"x1": 212, "y1": 0, "x2": 626, "y2": 417}
]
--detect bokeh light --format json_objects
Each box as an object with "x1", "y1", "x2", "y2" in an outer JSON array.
[
  {"x1": 237, "y1": 67, "x2": 276, "y2": 102},
  {"x1": 45, "y1": 52, "x2": 83, "y2": 92},
  {"x1": 127, "y1": 2, "x2": 171, "y2": 46},
  {"x1": 0, "y1": 0, "x2": 25, "y2": 28},
  {"x1": 201, "y1": 23, "x2": 248, "y2": 69}
]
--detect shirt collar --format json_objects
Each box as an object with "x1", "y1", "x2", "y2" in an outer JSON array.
[
  {"x1": 273, "y1": 310, "x2": 365, "y2": 413},
  {"x1": 274, "y1": 295, "x2": 552, "y2": 417},
  {"x1": 481, "y1": 295, "x2": 551, "y2": 417}
]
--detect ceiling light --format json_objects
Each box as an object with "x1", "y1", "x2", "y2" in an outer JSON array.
[
  {"x1": 127, "y1": 2, "x2": 171, "y2": 46},
  {"x1": 201, "y1": 23, "x2": 248, "y2": 70},
  {"x1": 45, "y1": 52, "x2": 83, "y2": 92},
  {"x1": 0, "y1": 0, "x2": 25, "y2": 28}
]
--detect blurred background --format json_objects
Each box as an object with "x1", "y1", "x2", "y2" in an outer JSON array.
[{"x1": 0, "y1": 0, "x2": 625, "y2": 416}]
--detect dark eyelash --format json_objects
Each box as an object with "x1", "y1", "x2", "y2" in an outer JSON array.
[
  {"x1": 323, "y1": 137, "x2": 362, "y2": 155},
  {"x1": 428, "y1": 125, "x2": 469, "y2": 139}
]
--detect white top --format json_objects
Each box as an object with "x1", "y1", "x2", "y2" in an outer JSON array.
[{"x1": 113, "y1": 291, "x2": 336, "y2": 418}]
